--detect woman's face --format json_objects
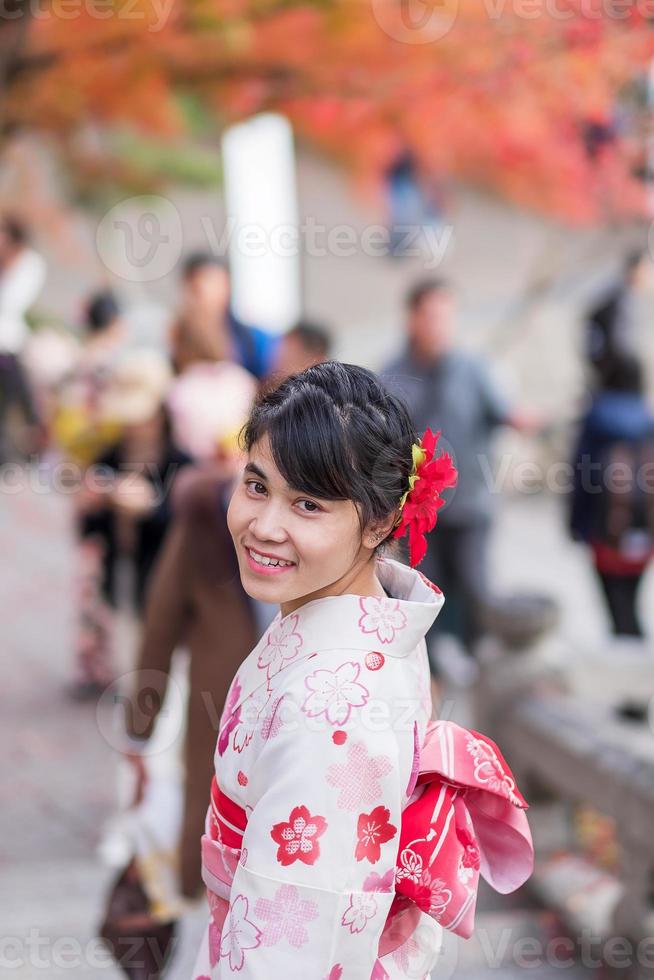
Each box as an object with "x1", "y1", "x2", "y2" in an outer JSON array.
[{"x1": 227, "y1": 435, "x2": 371, "y2": 612}]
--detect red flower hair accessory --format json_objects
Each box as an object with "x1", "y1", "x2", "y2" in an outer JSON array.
[{"x1": 392, "y1": 428, "x2": 458, "y2": 568}]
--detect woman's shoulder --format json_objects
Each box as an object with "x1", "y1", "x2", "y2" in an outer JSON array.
[{"x1": 267, "y1": 642, "x2": 429, "y2": 727}]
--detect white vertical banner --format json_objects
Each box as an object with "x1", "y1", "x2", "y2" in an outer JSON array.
[{"x1": 222, "y1": 113, "x2": 301, "y2": 333}]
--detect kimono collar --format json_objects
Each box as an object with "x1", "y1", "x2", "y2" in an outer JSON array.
[{"x1": 254, "y1": 557, "x2": 444, "y2": 661}]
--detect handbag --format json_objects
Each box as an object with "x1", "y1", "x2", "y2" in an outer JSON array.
[{"x1": 98, "y1": 859, "x2": 177, "y2": 980}]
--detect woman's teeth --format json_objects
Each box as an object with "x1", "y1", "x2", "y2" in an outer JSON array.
[{"x1": 249, "y1": 549, "x2": 293, "y2": 568}]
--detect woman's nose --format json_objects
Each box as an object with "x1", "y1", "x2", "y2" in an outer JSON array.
[{"x1": 249, "y1": 503, "x2": 288, "y2": 543}]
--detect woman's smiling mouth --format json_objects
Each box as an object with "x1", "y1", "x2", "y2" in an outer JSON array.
[{"x1": 245, "y1": 545, "x2": 297, "y2": 575}]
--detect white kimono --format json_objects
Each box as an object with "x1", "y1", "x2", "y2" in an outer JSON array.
[{"x1": 191, "y1": 557, "x2": 445, "y2": 979}]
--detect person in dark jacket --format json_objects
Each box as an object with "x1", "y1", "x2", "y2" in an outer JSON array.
[{"x1": 570, "y1": 355, "x2": 654, "y2": 637}]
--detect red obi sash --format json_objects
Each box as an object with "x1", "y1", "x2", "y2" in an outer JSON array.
[
  {"x1": 201, "y1": 720, "x2": 533, "y2": 950},
  {"x1": 380, "y1": 720, "x2": 533, "y2": 954}
]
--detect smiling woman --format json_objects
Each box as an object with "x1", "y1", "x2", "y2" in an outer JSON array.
[
  {"x1": 192, "y1": 361, "x2": 533, "y2": 980},
  {"x1": 227, "y1": 361, "x2": 417, "y2": 617}
]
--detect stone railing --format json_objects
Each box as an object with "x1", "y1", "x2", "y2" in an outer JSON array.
[{"x1": 474, "y1": 640, "x2": 654, "y2": 943}]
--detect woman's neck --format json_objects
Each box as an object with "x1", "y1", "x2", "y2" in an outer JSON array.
[{"x1": 280, "y1": 555, "x2": 385, "y2": 618}]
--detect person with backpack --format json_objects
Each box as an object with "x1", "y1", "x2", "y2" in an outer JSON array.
[{"x1": 570, "y1": 355, "x2": 654, "y2": 637}]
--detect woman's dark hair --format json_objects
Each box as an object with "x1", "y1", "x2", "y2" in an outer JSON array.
[
  {"x1": 85, "y1": 290, "x2": 120, "y2": 333},
  {"x1": 242, "y1": 361, "x2": 417, "y2": 544}
]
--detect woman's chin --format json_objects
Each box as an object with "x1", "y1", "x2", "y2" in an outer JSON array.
[{"x1": 240, "y1": 569, "x2": 298, "y2": 605}]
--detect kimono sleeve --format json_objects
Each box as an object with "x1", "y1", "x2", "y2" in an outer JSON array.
[{"x1": 215, "y1": 655, "x2": 414, "y2": 978}]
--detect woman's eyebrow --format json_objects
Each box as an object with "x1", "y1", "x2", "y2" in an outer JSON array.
[{"x1": 244, "y1": 462, "x2": 268, "y2": 481}]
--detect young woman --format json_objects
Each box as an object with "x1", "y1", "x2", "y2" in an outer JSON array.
[{"x1": 192, "y1": 362, "x2": 533, "y2": 979}]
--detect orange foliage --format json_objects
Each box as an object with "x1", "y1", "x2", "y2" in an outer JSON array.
[{"x1": 7, "y1": 0, "x2": 654, "y2": 220}]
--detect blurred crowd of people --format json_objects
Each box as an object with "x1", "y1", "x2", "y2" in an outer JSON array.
[{"x1": 3, "y1": 210, "x2": 654, "y2": 975}]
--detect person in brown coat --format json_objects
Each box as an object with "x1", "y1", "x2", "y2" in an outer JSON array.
[{"x1": 124, "y1": 469, "x2": 258, "y2": 899}]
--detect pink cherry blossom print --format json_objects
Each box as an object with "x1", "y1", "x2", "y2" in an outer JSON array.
[
  {"x1": 324, "y1": 967, "x2": 343, "y2": 980},
  {"x1": 358, "y1": 597, "x2": 407, "y2": 645},
  {"x1": 260, "y1": 695, "x2": 285, "y2": 741},
  {"x1": 327, "y1": 741, "x2": 392, "y2": 811},
  {"x1": 219, "y1": 894, "x2": 261, "y2": 972},
  {"x1": 355, "y1": 806, "x2": 397, "y2": 863},
  {"x1": 391, "y1": 935, "x2": 421, "y2": 974},
  {"x1": 233, "y1": 685, "x2": 272, "y2": 753},
  {"x1": 363, "y1": 869, "x2": 395, "y2": 892},
  {"x1": 332, "y1": 730, "x2": 347, "y2": 746},
  {"x1": 371, "y1": 962, "x2": 390, "y2": 980},
  {"x1": 237, "y1": 770, "x2": 248, "y2": 787},
  {"x1": 258, "y1": 614, "x2": 303, "y2": 683},
  {"x1": 341, "y1": 892, "x2": 378, "y2": 934},
  {"x1": 255, "y1": 883, "x2": 319, "y2": 948},
  {"x1": 365, "y1": 651, "x2": 385, "y2": 671},
  {"x1": 302, "y1": 661, "x2": 369, "y2": 726},
  {"x1": 270, "y1": 805, "x2": 328, "y2": 867},
  {"x1": 217, "y1": 676, "x2": 242, "y2": 757}
]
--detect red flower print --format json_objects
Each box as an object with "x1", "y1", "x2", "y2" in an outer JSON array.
[
  {"x1": 355, "y1": 805, "x2": 397, "y2": 863},
  {"x1": 271, "y1": 805, "x2": 328, "y2": 867}
]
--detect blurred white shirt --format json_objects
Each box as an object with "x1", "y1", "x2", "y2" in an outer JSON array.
[{"x1": 0, "y1": 247, "x2": 46, "y2": 353}]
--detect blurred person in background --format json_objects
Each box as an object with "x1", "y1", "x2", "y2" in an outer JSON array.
[
  {"x1": 570, "y1": 354, "x2": 654, "y2": 639},
  {"x1": 121, "y1": 361, "x2": 259, "y2": 908},
  {"x1": 585, "y1": 249, "x2": 649, "y2": 390},
  {"x1": 382, "y1": 278, "x2": 536, "y2": 678},
  {"x1": 0, "y1": 214, "x2": 47, "y2": 460},
  {"x1": 52, "y1": 291, "x2": 127, "y2": 465},
  {"x1": 71, "y1": 350, "x2": 192, "y2": 700},
  {"x1": 169, "y1": 253, "x2": 279, "y2": 380},
  {"x1": 272, "y1": 319, "x2": 331, "y2": 379}
]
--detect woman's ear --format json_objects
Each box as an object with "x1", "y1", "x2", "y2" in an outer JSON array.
[{"x1": 363, "y1": 516, "x2": 396, "y2": 551}]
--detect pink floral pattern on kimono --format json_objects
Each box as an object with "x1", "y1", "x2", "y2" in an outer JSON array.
[
  {"x1": 255, "y1": 883, "x2": 319, "y2": 948},
  {"x1": 258, "y1": 614, "x2": 303, "y2": 683},
  {"x1": 355, "y1": 806, "x2": 397, "y2": 863},
  {"x1": 341, "y1": 892, "x2": 378, "y2": 934},
  {"x1": 466, "y1": 733, "x2": 521, "y2": 804},
  {"x1": 270, "y1": 805, "x2": 328, "y2": 866},
  {"x1": 363, "y1": 869, "x2": 395, "y2": 892},
  {"x1": 217, "y1": 677, "x2": 242, "y2": 757},
  {"x1": 327, "y1": 741, "x2": 392, "y2": 811},
  {"x1": 302, "y1": 661, "x2": 369, "y2": 726},
  {"x1": 219, "y1": 894, "x2": 261, "y2": 972},
  {"x1": 233, "y1": 685, "x2": 272, "y2": 754},
  {"x1": 358, "y1": 596, "x2": 407, "y2": 645}
]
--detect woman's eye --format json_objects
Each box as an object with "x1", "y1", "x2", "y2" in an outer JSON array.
[
  {"x1": 297, "y1": 499, "x2": 320, "y2": 513},
  {"x1": 246, "y1": 480, "x2": 266, "y2": 495}
]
